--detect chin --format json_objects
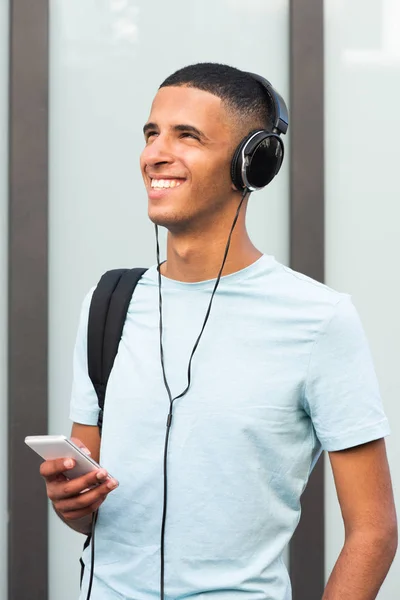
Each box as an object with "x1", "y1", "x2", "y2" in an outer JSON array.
[
  {"x1": 148, "y1": 209, "x2": 195, "y2": 235},
  {"x1": 149, "y1": 207, "x2": 181, "y2": 229}
]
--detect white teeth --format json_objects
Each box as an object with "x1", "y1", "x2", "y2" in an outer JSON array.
[{"x1": 151, "y1": 179, "x2": 182, "y2": 189}]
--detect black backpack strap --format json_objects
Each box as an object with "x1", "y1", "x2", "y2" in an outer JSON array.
[
  {"x1": 81, "y1": 268, "x2": 146, "y2": 588},
  {"x1": 87, "y1": 267, "x2": 147, "y2": 432}
]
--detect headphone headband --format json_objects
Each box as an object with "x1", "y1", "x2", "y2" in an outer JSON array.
[{"x1": 245, "y1": 72, "x2": 289, "y2": 135}]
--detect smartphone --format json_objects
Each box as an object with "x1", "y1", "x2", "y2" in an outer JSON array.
[{"x1": 25, "y1": 434, "x2": 110, "y2": 480}]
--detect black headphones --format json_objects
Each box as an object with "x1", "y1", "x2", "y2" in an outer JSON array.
[{"x1": 230, "y1": 72, "x2": 289, "y2": 192}]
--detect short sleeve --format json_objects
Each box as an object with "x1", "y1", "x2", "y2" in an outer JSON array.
[
  {"x1": 303, "y1": 295, "x2": 390, "y2": 451},
  {"x1": 69, "y1": 287, "x2": 100, "y2": 426}
]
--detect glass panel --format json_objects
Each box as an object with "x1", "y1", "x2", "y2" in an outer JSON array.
[
  {"x1": 324, "y1": 0, "x2": 400, "y2": 595},
  {"x1": 49, "y1": 1, "x2": 290, "y2": 597},
  {"x1": 0, "y1": 1, "x2": 8, "y2": 597}
]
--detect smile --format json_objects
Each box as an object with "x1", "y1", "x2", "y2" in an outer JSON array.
[{"x1": 151, "y1": 178, "x2": 184, "y2": 189}]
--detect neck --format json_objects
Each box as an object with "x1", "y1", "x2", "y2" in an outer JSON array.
[{"x1": 160, "y1": 213, "x2": 262, "y2": 283}]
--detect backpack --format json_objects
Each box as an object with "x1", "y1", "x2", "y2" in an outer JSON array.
[
  {"x1": 80, "y1": 267, "x2": 147, "y2": 590},
  {"x1": 87, "y1": 267, "x2": 148, "y2": 432}
]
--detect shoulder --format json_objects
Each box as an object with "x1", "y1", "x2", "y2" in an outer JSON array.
[
  {"x1": 271, "y1": 261, "x2": 345, "y2": 305},
  {"x1": 263, "y1": 260, "x2": 350, "y2": 331}
]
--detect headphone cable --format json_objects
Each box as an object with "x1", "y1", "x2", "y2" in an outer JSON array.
[
  {"x1": 156, "y1": 189, "x2": 249, "y2": 600},
  {"x1": 85, "y1": 509, "x2": 98, "y2": 600}
]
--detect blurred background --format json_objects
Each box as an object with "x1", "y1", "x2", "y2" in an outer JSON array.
[{"x1": 1, "y1": 0, "x2": 399, "y2": 598}]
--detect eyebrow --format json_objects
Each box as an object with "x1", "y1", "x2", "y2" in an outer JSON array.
[{"x1": 143, "y1": 122, "x2": 208, "y2": 140}]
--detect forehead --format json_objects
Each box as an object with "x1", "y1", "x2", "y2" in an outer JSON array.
[{"x1": 147, "y1": 86, "x2": 233, "y2": 137}]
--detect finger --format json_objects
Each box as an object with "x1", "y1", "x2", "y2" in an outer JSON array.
[
  {"x1": 70, "y1": 437, "x2": 91, "y2": 455},
  {"x1": 49, "y1": 469, "x2": 117, "y2": 501},
  {"x1": 40, "y1": 458, "x2": 76, "y2": 481},
  {"x1": 62, "y1": 497, "x2": 106, "y2": 522},
  {"x1": 47, "y1": 469, "x2": 109, "y2": 502},
  {"x1": 53, "y1": 478, "x2": 118, "y2": 513}
]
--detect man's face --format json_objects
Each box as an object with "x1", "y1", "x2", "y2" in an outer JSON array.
[{"x1": 140, "y1": 86, "x2": 239, "y2": 233}]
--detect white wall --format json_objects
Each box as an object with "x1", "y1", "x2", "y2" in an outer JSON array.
[
  {"x1": 0, "y1": 0, "x2": 8, "y2": 597},
  {"x1": 48, "y1": 1, "x2": 290, "y2": 597},
  {"x1": 324, "y1": 0, "x2": 400, "y2": 596}
]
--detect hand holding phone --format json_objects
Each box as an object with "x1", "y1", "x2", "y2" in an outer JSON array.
[{"x1": 27, "y1": 434, "x2": 119, "y2": 527}]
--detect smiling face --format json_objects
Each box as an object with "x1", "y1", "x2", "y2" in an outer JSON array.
[{"x1": 140, "y1": 86, "x2": 242, "y2": 234}]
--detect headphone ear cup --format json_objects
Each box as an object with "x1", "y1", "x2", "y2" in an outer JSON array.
[
  {"x1": 246, "y1": 134, "x2": 284, "y2": 189},
  {"x1": 231, "y1": 131, "x2": 285, "y2": 191}
]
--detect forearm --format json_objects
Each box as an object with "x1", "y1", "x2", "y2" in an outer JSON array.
[
  {"x1": 52, "y1": 503, "x2": 93, "y2": 535},
  {"x1": 322, "y1": 530, "x2": 397, "y2": 600}
]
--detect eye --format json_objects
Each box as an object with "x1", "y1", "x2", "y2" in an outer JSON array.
[
  {"x1": 180, "y1": 132, "x2": 199, "y2": 141},
  {"x1": 145, "y1": 131, "x2": 158, "y2": 143}
]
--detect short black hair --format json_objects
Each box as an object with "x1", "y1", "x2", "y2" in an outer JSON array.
[{"x1": 159, "y1": 62, "x2": 274, "y2": 132}]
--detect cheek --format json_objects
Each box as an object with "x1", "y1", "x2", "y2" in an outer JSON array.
[
  {"x1": 193, "y1": 154, "x2": 233, "y2": 188},
  {"x1": 213, "y1": 148, "x2": 234, "y2": 181},
  {"x1": 208, "y1": 161, "x2": 233, "y2": 191}
]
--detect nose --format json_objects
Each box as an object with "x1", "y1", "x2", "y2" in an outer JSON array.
[{"x1": 141, "y1": 134, "x2": 174, "y2": 168}]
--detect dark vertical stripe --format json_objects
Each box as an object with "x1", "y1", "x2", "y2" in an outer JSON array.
[
  {"x1": 8, "y1": 1, "x2": 49, "y2": 599},
  {"x1": 289, "y1": 0, "x2": 325, "y2": 598}
]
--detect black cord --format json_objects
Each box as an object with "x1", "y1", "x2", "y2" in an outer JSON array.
[
  {"x1": 156, "y1": 189, "x2": 249, "y2": 600},
  {"x1": 85, "y1": 509, "x2": 98, "y2": 600}
]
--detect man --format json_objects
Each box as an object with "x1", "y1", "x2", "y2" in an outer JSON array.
[{"x1": 40, "y1": 63, "x2": 397, "y2": 599}]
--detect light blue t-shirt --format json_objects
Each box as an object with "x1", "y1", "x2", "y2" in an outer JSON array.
[{"x1": 71, "y1": 255, "x2": 389, "y2": 600}]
